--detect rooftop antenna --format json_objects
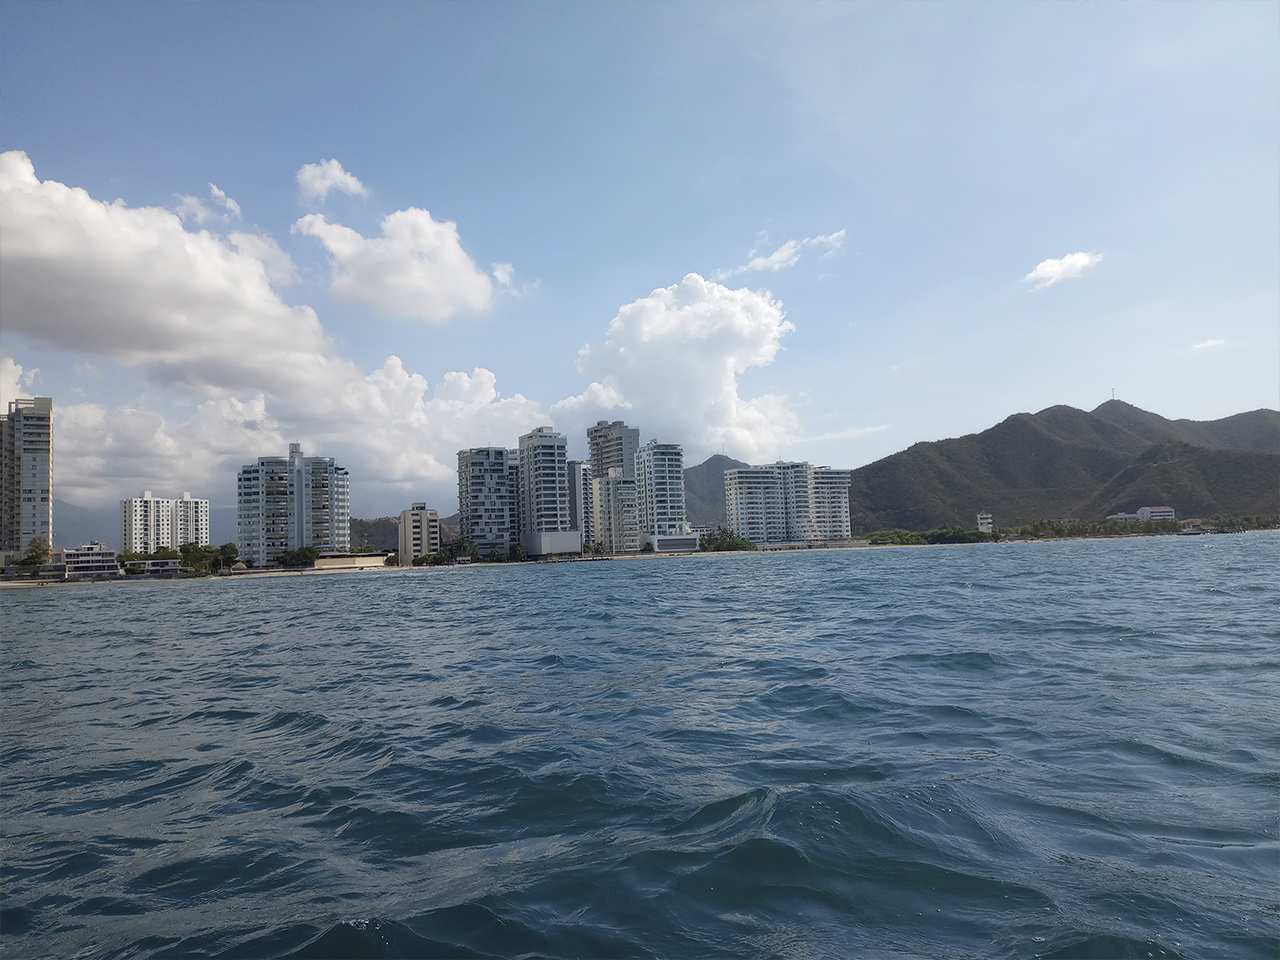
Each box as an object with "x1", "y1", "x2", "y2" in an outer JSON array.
[{"x1": 1111, "y1": 388, "x2": 1115, "y2": 400}]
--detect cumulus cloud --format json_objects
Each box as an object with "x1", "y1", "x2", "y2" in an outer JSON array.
[
  {"x1": 297, "y1": 159, "x2": 368, "y2": 200},
  {"x1": 713, "y1": 230, "x2": 845, "y2": 280},
  {"x1": 555, "y1": 273, "x2": 800, "y2": 461},
  {"x1": 492, "y1": 262, "x2": 514, "y2": 286},
  {"x1": 175, "y1": 183, "x2": 242, "y2": 224},
  {"x1": 229, "y1": 232, "x2": 296, "y2": 285},
  {"x1": 1, "y1": 356, "x2": 38, "y2": 406},
  {"x1": 0, "y1": 150, "x2": 545, "y2": 508},
  {"x1": 1024, "y1": 251, "x2": 1103, "y2": 289},
  {"x1": 294, "y1": 208, "x2": 493, "y2": 321},
  {"x1": 1191, "y1": 338, "x2": 1226, "y2": 350}
]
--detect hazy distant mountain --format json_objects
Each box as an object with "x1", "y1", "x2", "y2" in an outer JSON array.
[
  {"x1": 682, "y1": 454, "x2": 750, "y2": 526},
  {"x1": 350, "y1": 517, "x2": 400, "y2": 552},
  {"x1": 845, "y1": 402, "x2": 1279, "y2": 530},
  {"x1": 52, "y1": 499, "x2": 118, "y2": 549}
]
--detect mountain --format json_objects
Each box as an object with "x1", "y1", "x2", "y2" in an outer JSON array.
[
  {"x1": 845, "y1": 402, "x2": 1279, "y2": 530},
  {"x1": 682, "y1": 454, "x2": 750, "y2": 526},
  {"x1": 52, "y1": 499, "x2": 118, "y2": 549},
  {"x1": 350, "y1": 517, "x2": 400, "y2": 551}
]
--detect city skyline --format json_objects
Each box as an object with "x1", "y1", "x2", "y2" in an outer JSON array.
[{"x1": 1, "y1": 4, "x2": 1276, "y2": 518}]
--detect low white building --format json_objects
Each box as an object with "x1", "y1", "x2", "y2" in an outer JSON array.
[
  {"x1": 398, "y1": 503, "x2": 441, "y2": 565},
  {"x1": 977, "y1": 512, "x2": 993, "y2": 533},
  {"x1": 1137, "y1": 506, "x2": 1175, "y2": 521},
  {"x1": 64, "y1": 541, "x2": 122, "y2": 579}
]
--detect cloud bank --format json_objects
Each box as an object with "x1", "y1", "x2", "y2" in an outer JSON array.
[{"x1": 1024, "y1": 251, "x2": 1103, "y2": 289}]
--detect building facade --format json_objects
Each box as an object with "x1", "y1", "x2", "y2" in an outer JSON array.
[
  {"x1": 725, "y1": 462, "x2": 852, "y2": 544},
  {"x1": 587, "y1": 420, "x2": 639, "y2": 480},
  {"x1": 457, "y1": 447, "x2": 520, "y2": 557},
  {"x1": 635, "y1": 440, "x2": 697, "y2": 551},
  {"x1": 568, "y1": 460, "x2": 594, "y2": 546},
  {"x1": 64, "y1": 541, "x2": 121, "y2": 579},
  {"x1": 1, "y1": 397, "x2": 53, "y2": 554},
  {"x1": 398, "y1": 503, "x2": 441, "y2": 565},
  {"x1": 236, "y1": 443, "x2": 350, "y2": 567},
  {"x1": 517, "y1": 427, "x2": 580, "y2": 556},
  {"x1": 121, "y1": 491, "x2": 211, "y2": 554},
  {"x1": 593, "y1": 468, "x2": 641, "y2": 554}
]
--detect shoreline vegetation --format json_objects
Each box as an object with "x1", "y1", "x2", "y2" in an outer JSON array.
[{"x1": 3, "y1": 516, "x2": 1275, "y2": 588}]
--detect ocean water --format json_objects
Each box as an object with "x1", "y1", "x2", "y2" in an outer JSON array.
[{"x1": 2, "y1": 532, "x2": 1276, "y2": 960}]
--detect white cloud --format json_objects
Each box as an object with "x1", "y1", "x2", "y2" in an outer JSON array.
[
  {"x1": 175, "y1": 183, "x2": 242, "y2": 224},
  {"x1": 1023, "y1": 251, "x2": 1104, "y2": 289},
  {"x1": 713, "y1": 230, "x2": 845, "y2": 280},
  {"x1": 798, "y1": 424, "x2": 891, "y2": 443},
  {"x1": 1, "y1": 356, "x2": 38, "y2": 406},
  {"x1": 0, "y1": 150, "x2": 545, "y2": 509},
  {"x1": 556, "y1": 273, "x2": 800, "y2": 462},
  {"x1": 229, "y1": 232, "x2": 296, "y2": 285},
  {"x1": 297, "y1": 159, "x2": 368, "y2": 200},
  {"x1": 294, "y1": 208, "x2": 494, "y2": 321},
  {"x1": 1191, "y1": 338, "x2": 1226, "y2": 350},
  {"x1": 492, "y1": 262, "x2": 514, "y2": 286}
]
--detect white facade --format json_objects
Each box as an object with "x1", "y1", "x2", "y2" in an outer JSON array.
[
  {"x1": 977, "y1": 512, "x2": 993, "y2": 534},
  {"x1": 398, "y1": 503, "x2": 441, "y2": 565},
  {"x1": 568, "y1": 460, "x2": 594, "y2": 546},
  {"x1": 636, "y1": 440, "x2": 698, "y2": 551},
  {"x1": 122, "y1": 490, "x2": 210, "y2": 554},
  {"x1": 725, "y1": 462, "x2": 852, "y2": 544},
  {"x1": 64, "y1": 541, "x2": 121, "y2": 579},
  {"x1": 1, "y1": 397, "x2": 53, "y2": 554},
  {"x1": 517, "y1": 427, "x2": 579, "y2": 555},
  {"x1": 1137, "y1": 506, "x2": 1175, "y2": 521},
  {"x1": 457, "y1": 447, "x2": 519, "y2": 557},
  {"x1": 237, "y1": 443, "x2": 350, "y2": 567},
  {"x1": 593, "y1": 468, "x2": 641, "y2": 554}
]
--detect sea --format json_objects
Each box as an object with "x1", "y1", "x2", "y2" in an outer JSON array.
[{"x1": 2, "y1": 532, "x2": 1276, "y2": 960}]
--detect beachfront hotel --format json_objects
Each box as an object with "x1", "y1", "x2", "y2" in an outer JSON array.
[
  {"x1": 120, "y1": 491, "x2": 211, "y2": 554},
  {"x1": 1, "y1": 397, "x2": 53, "y2": 555},
  {"x1": 635, "y1": 440, "x2": 698, "y2": 552},
  {"x1": 236, "y1": 443, "x2": 350, "y2": 567},
  {"x1": 725, "y1": 461, "x2": 853, "y2": 545}
]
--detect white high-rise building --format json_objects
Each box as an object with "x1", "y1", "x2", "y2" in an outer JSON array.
[
  {"x1": 725, "y1": 462, "x2": 852, "y2": 545},
  {"x1": 635, "y1": 440, "x2": 698, "y2": 552},
  {"x1": 121, "y1": 492, "x2": 209, "y2": 554},
  {"x1": 399, "y1": 503, "x2": 441, "y2": 565},
  {"x1": 457, "y1": 447, "x2": 519, "y2": 558},
  {"x1": 517, "y1": 427, "x2": 581, "y2": 556},
  {"x1": 121, "y1": 492, "x2": 173, "y2": 554},
  {"x1": 593, "y1": 468, "x2": 641, "y2": 554},
  {"x1": 236, "y1": 443, "x2": 349, "y2": 567},
  {"x1": 568, "y1": 461, "x2": 594, "y2": 546},
  {"x1": 1, "y1": 397, "x2": 53, "y2": 554}
]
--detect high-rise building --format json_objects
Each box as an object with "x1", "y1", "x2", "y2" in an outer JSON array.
[
  {"x1": 121, "y1": 491, "x2": 211, "y2": 554},
  {"x1": 593, "y1": 468, "x2": 641, "y2": 554},
  {"x1": 236, "y1": 443, "x2": 349, "y2": 566},
  {"x1": 635, "y1": 440, "x2": 698, "y2": 552},
  {"x1": 1, "y1": 397, "x2": 53, "y2": 554},
  {"x1": 457, "y1": 447, "x2": 519, "y2": 558},
  {"x1": 587, "y1": 420, "x2": 639, "y2": 481},
  {"x1": 398, "y1": 503, "x2": 441, "y2": 566},
  {"x1": 517, "y1": 427, "x2": 581, "y2": 556},
  {"x1": 173, "y1": 492, "x2": 210, "y2": 548},
  {"x1": 568, "y1": 460, "x2": 594, "y2": 546},
  {"x1": 725, "y1": 462, "x2": 852, "y2": 544}
]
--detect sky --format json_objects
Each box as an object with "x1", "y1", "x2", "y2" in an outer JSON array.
[{"x1": 2, "y1": 2, "x2": 1277, "y2": 517}]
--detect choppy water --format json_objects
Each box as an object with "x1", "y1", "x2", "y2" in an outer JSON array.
[{"x1": 2, "y1": 533, "x2": 1277, "y2": 959}]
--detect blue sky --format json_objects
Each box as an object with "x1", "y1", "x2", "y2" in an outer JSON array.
[{"x1": 2, "y1": 2, "x2": 1276, "y2": 515}]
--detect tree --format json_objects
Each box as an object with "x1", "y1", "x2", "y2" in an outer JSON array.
[
  {"x1": 510, "y1": 541, "x2": 527, "y2": 561},
  {"x1": 17, "y1": 536, "x2": 51, "y2": 566},
  {"x1": 699, "y1": 527, "x2": 756, "y2": 552},
  {"x1": 385, "y1": 552, "x2": 399, "y2": 566},
  {"x1": 278, "y1": 546, "x2": 321, "y2": 567}
]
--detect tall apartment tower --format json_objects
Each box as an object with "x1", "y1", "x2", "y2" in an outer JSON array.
[
  {"x1": 593, "y1": 468, "x2": 640, "y2": 554},
  {"x1": 236, "y1": 443, "x2": 350, "y2": 566},
  {"x1": 567, "y1": 460, "x2": 594, "y2": 546},
  {"x1": 635, "y1": 440, "x2": 697, "y2": 551},
  {"x1": 398, "y1": 502, "x2": 441, "y2": 566},
  {"x1": 587, "y1": 420, "x2": 640, "y2": 480},
  {"x1": 457, "y1": 447, "x2": 520, "y2": 558},
  {"x1": 121, "y1": 492, "x2": 173, "y2": 554},
  {"x1": 173, "y1": 492, "x2": 211, "y2": 548},
  {"x1": 517, "y1": 427, "x2": 581, "y2": 556},
  {"x1": 725, "y1": 462, "x2": 852, "y2": 545},
  {"x1": 1, "y1": 397, "x2": 53, "y2": 554}
]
